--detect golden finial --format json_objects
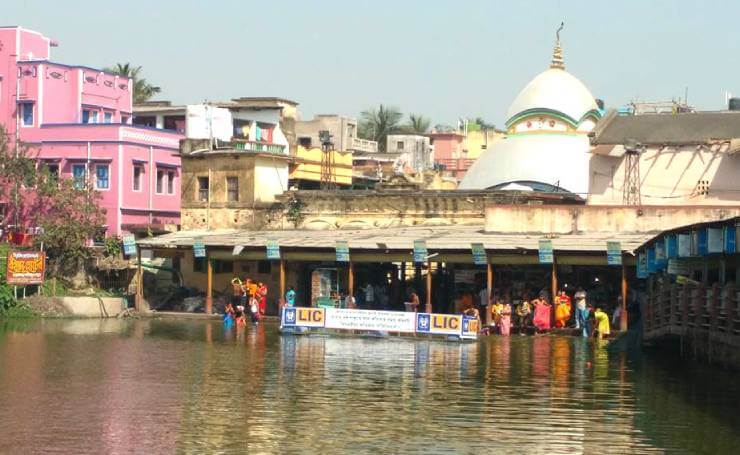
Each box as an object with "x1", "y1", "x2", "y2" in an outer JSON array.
[{"x1": 550, "y1": 22, "x2": 565, "y2": 69}]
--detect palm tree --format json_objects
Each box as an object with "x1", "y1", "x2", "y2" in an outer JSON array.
[
  {"x1": 405, "y1": 114, "x2": 431, "y2": 134},
  {"x1": 105, "y1": 63, "x2": 161, "y2": 104},
  {"x1": 474, "y1": 117, "x2": 496, "y2": 130},
  {"x1": 359, "y1": 104, "x2": 403, "y2": 152}
]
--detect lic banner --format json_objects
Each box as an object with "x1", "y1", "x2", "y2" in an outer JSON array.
[{"x1": 281, "y1": 308, "x2": 477, "y2": 339}]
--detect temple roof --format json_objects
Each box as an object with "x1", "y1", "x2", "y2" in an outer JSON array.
[{"x1": 505, "y1": 68, "x2": 599, "y2": 126}]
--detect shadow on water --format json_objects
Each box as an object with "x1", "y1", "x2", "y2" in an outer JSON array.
[{"x1": 0, "y1": 319, "x2": 738, "y2": 454}]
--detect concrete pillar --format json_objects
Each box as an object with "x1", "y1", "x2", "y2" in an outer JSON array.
[
  {"x1": 486, "y1": 262, "x2": 493, "y2": 326},
  {"x1": 135, "y1": 247, "x2": 143, "y2": 311},
  {"x1": 348, "y1": 262, "x2": 354, "y2": 301},
  {"x1": 205, "y1": 257, "x2": 213, "y2": 314},
  {"x1": 280, "y1": 259, "x2": 286, "y2": 307},
  {"x1": 425, "y1": 262, "x2": 432, "y2": 314},
  {"x1": 620, "y1": 258, "x2": 629, "y2": 332},
  {"x1": 551, "y1": 260, "x2": 558, "y2": 326}
]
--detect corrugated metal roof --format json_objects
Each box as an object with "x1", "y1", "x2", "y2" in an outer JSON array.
[
  {"x1": 593, "y1": 111, "x2": 740, "y2": 145},
  {"x1": 138, "y1": 225, "x2": 654, "y2": 253}
]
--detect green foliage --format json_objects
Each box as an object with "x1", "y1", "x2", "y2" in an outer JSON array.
[
  {"x1": 403, "y1": 114, "x2": 431, "y2": 134},
  {"x1": 286, "y1": 196, "x2": 305, "y2": 228},
  {"x1": 103, "y1": 236, "x2": 123, "y2": 257},
  {"x1": 0, "y1": 125, "x2": 106, "y2": 265},
  {"x1": 33, "y1": 174, "x2": 105, "y2": 262},
  {"x1": 105, "y1": 63, "x2": 161, "y2": 104},
  {"x1": 473, "y1": 117, "x2": 496, "y2": 130},
  {"x1": 0, "y1": 244, "x2": 27, "y2": 317},
  {"x1": 358, "y1": 105, "x2": 403, "y2": 152}
]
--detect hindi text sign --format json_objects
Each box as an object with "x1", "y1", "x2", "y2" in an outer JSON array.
[{"x1": 6, "y1": 251, "x2": 46, "y2": 285}]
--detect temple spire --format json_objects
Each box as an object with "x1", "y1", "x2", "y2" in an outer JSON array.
[{"x1": 550, "y1": 22, "x2": 565, "y2": 70}]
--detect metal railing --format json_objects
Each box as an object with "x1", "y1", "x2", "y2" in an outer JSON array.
[
  {"x1": 351, "y1": 138, "x2": 378, "y2": 154},
  {"x1": 232, "y1": 140, "x2": 286, "y2": 154},
  {"x1": 643, "y1": 281, "x2": 739, "y2": 346}
]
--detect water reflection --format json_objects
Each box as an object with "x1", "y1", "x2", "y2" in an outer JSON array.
[{"x1": 0, "y1": 320, "x2": 738, "y2": 453}]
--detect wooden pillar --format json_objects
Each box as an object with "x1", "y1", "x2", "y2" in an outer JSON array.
[
  {"x1": 348, "y1": 262, "x2": 355, "y2": 300},
  {"x1": 620, "y1": 258, "x2": 629, "y2": 331},
  {"x1": 551, "y1": 260, "x2": 558, "y2": 326},
  {"x1": 279, "y1": 259, "x2": 287, "y2": 305},
  {"x1": 205, "y1": 256, "x2": 213, "y2": 314},
  {"x1": 486, "y1": 262, "x2": 493, "y2": 326},
  {"x1": 425, "y1": 261, "x2": 432, "y2": 313},
  {"x1": 135, "y1": 247, "x2": 143, "y2": 312}
]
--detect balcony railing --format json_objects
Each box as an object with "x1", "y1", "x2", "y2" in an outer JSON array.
[
  {"x1": 233, "y1": 140, "x2": 286, "y2": 154},
  {"x1": 351, "y1": 137, "x2": 378, "y2": 154},
  {"x1": 436, "y1": 158, "x2": 475, "y2": 171}
]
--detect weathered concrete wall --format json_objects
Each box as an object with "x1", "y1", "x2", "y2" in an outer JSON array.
[
  {"x1": 180, "y1": 154, "x2": 289, "y2": 230},
  {"x1": 265, "y1": 190, "x2": 580, "y2": 231},
  {"x1": 485, "y1": 204, "x2": 740, "y2": 234},
  {"x1": 57, "y1": 297, "x2": 126, "y2": 318},
  {"x1": 589, "y1": 144, "x2": 740, "y2": 206}
]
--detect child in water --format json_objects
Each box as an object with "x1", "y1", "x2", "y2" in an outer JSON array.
[{"x1": 249, "y1": 295, "x2": 261, "y2": 324}]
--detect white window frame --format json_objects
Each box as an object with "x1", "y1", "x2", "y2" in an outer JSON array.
[
  {"x1": 132, "y1": 164, "x2": 143, "y2": 192},
  {"x1": 167, "y1": 170, "x2": 175, "y2": 195},
  {"x1": 20, "y1": 102, "x2": 34, "y2": 127},
  {"x1": 72, "y1": 164, "x2": 86, "y2": 189},
  {"x1": 95, "y1": 164, "x2": 110, "y2": 191},
  {"x1": 103, "y1": 111, "x2": 113, "y2": 123},
  {"x1": 155, "y1": 169, "x2": 165, "y2": 194}
]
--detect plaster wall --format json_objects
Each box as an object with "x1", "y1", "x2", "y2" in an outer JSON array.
[
  {"x1": 485, "y1": 204, "x2": 740, "y2": 234},
  {"x1": 589, "y1": 145, "x2": 740, "y2": 206}
]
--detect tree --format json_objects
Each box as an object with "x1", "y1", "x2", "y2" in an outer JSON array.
[
  {"x1": 404, "y1": 114, "x2": 431, "y2": 134},
  {"x1": 358, "y1": 105, "x2": 403, "y2": 152},
  {"x1": 105, "y1": 63, "x2": 161, "y2": 104},
  {"x1": 474, "y1": 117, "x2": 496, "y2": 130},
  {"x1": 0, "y1": 125, "x2": 105, "y2": 282},
  {"x1": 33, "y1": 170, "x2": 105, "y2": 262}
]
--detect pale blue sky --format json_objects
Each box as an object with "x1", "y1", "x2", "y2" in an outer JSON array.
[{"x1": 5, "y1": 0, "x2": 740, "y2": 126}]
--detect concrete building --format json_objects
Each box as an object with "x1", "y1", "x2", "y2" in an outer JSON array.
[
  {"x1": 385, "y1": 134, "x2": 434, "y2": 173},
  {"x1": 133, "y1": 97, "x2": 297, "y2": 155},
  {"x1": 0, "y1": 26, "x2": 183, "y2": 235},
  {"x1": 290, "y1": 115, "x2": 376, "y2": 188},
  {"x1": 294, "y1": 114, "x2": 377, "y2": 154},
  {"x1": 589, "y1": 110, "x2": 740, "y2": 206},
  {"x1": 178, "y1": 138, "x2": 290, "y2": 231}
]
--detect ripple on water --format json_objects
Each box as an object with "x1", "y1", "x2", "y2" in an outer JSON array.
[{"x1": 0, "y1": 319, "x2": 738, "y2": 454}]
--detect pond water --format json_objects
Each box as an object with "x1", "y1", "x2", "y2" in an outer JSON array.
[{"x1": 0, "y1": 318, "x2": 738, "y2": 454}]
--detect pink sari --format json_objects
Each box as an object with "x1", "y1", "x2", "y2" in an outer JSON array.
[
  {"x1": 533, "y1": 303, "x2": 551, "y2": 330},
  {"x1": 499, "y1": 305, "x2": 512, "y2": 336}
]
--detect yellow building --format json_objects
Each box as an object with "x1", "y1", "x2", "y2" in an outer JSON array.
[
  {"x1": 463, "y1": 128, "x2": 504, "y2": 161},
  {"x1": 289, "y1": 146, "x2": 354, "y2": 187}
]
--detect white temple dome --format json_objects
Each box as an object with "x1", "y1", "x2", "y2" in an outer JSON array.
[
  {"x1": 505, "y1": 68, "x2": 599, "y2": 126},
  {"x1": 459, "y1": 27, "x2": 600, "y2": 193}
]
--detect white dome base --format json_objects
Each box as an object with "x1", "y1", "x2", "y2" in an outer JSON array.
[{"x1": 459, "y1": 134, "x2": 591, "y2": 195}]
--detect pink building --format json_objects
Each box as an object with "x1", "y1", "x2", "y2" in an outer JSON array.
[
  {"x1": 0, "y1": 26, "x2": 183, "y2": 235},
  {"x1": 427, "y1": 132, "x2": 468, "y2": 179}
]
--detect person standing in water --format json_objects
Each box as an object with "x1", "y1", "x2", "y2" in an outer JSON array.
[
  {"x1": 593, "y1": 306, "x2": 611, "y2": 340},
  {"x1": 499, "y1": 301, "x2": 512, "y2": 336},
  {"x1": 285, "y1": 286, "x2": 296, "y2": 307}
]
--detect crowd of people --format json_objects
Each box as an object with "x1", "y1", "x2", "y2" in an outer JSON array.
[
  {"x1": 458, "y1": 287, "x2": 613, "y2": 339},
  {"x1": 234, "y1": 274, "x2": 616, "y2": 340},
  {"x1": 224, "y1": 277, "x2": 269, "y2": 327}
]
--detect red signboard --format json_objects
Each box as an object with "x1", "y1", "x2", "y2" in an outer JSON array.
[{"x1": 6, "y1": 251, "x2": 46, "y2": 285}]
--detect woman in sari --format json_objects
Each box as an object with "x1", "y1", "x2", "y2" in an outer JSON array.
[
  {"x1": 491, "y1": 298, "x2": 504, "y2": 330},
  {"x1": 499, "y1": 302, "x2": 512, "y2": 336},
  {"x1": 532, "y1": 294, "x2": 551, "y2": 332},
  {"x1": 554, "y1": 291, "x2": 572, "y2": 328}
]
